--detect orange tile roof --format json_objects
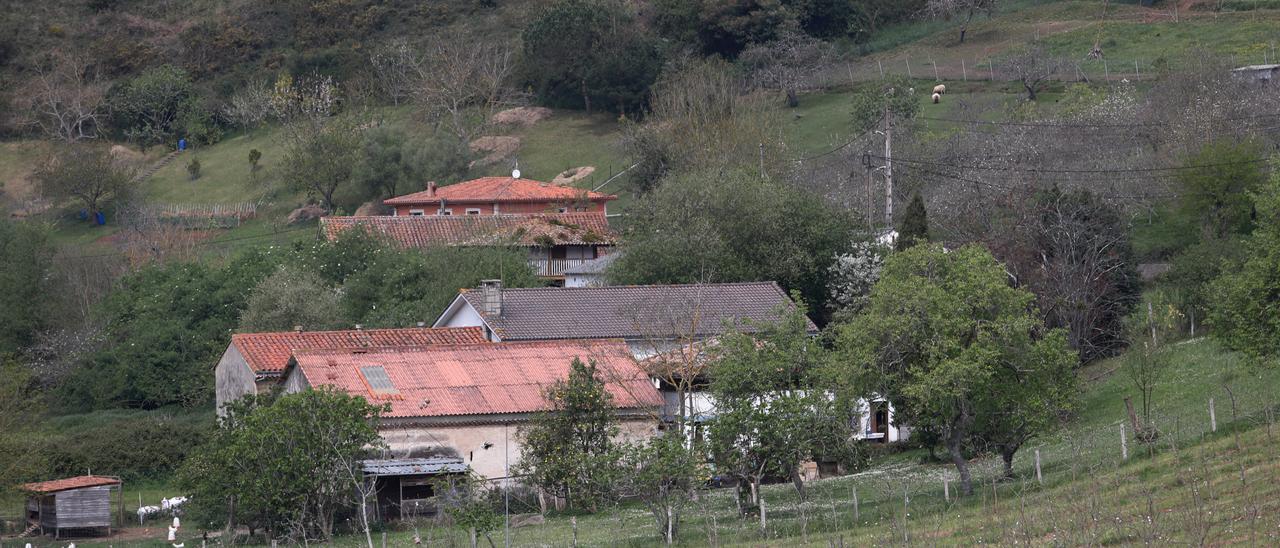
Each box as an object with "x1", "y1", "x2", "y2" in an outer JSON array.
[
  {"x1": 21, "y1": 476, "x2": 121, "y2": 494},
  {"x1": 291, "y1": 340, "x2": 662, "y2": 419},
  {"x1": 231, "y1": 327, "x2": 487, "y2": 375},
  {"x1": 319, "y1": 212, "x2": 617, "y2": 248},
  {"x1": 384, "y1": 177, "x2": 616, "y2": 206}
]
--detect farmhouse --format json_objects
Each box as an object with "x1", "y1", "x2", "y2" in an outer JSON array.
[
  {"x1": 213, "y1": 326, "x2": 486, "y2": 415},
  {"x1": 20, "y1": 476, "x2": 123, "y2": 539},
  {"x1": 279, "y1": 340, "x2": 662, "y2": 479},
  {"x1": 319, "y1": 212, "x2": 617, "y2": 280},
  {"x1": 383, "y1": 176, "x2": 615, "y2": 216}
]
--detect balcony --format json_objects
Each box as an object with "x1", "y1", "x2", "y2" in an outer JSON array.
[{"x1": 528, "y1": 258, "x2": 594, "y2": 277}]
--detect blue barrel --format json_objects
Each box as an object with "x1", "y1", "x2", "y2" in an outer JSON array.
[
  {"x1": 95, "y1": 211, "x2": 106, "y2": 225},
  {"x1": 178, "y1": 138, "x2": 187, "y2": 151}
]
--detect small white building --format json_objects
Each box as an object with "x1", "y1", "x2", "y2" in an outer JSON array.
[
  {"x1": 1231, "y1": 64, "x2": 1280, "y2": 85},
  {"x1": 563, "y1": 252, "x2": 621, "y2": 288}
]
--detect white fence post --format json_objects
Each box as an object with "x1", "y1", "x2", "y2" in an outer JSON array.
[
  {"x1": 1209, "y1": 397, "x2": 1217, "y2": 432},
  {"x1": 962, "y1": 59, "x2": 967, "y2": 81},
  {"x1": 1120, "y1": 423, "x2": 1128, "y2": 460},
  {"x1": 943, "y1": 478, "x2": 950, "y2": 502},
  {"x1": 906, "y1": 58, "x2": 912, "y2": 78},
  {"x1": 1034, "y1": 449, "x2": 1043, "y2": 485}
]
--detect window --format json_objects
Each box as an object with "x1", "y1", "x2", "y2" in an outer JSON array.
[
  {"x1": 440, "y1": 209, "x2": 453, "y2": 216},
  {"x1": 359, "y1": 366, "x2": 399, "y2": 395},
  {"x1": 409, "y1": 209, "x2": 425, "y2": 216},
  {"x1": 557, "y1": 207, "x2": 568, "y2": 213},
  {"x1": 465, "y1": 208, "x2": 482, "y2": 215},
  {"x1": 400, "y1": 480, "x2": 435, "y2": 501}
]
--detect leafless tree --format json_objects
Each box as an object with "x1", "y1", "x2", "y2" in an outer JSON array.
[
  {"x1": 369, "y1": 37, "x2": 424, "y2": 107},
  {"x1": 1001, "y1": 45, "x2": 1071, "y2": 101},
  {"x1": 19, "y1": 51, "x2": 106, "y2": 142},
  {"x1": 223, "y1": 78, "x2": 275, "y2": 129},
  {"x1": 739, "y1": 31, "x2": 833, "y2": 108},
  {"x1": 412, "y1": 33, "x2": 520, "y2": 145},
  {"x1": 921, "y1": 0, "x2": 1000, "y2": 44}
]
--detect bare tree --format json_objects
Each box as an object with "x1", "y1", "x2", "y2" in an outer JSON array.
[
  {"x1": 921, "y1": 0, "x2": 1000, "y2": 44},
  {"x1": 369, "y1": 37, "x2": 423, "y2": 107},
  {"x1": 1001, "y1": 45, "x2": 1070, "y2": 101},
  {"x1": 739, "y1": 31, "x2": 833, "y2": 108},
  {"x1": 412, "y1": 33, "x2": 520, "y2": 145},
  {"x1": 19, "y1": 51, "x2": 106, "y2": 142},
  {"x1": 223, "y1": 78, "x2": 275, "y2": 129}
]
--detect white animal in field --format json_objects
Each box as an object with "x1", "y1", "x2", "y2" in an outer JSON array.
[
  {"x1": 933, "y1": 84, "x2": 946, "y2": 94},
  {"x1": 932, "y1": 92, "x2": 941, "y2": 104}
]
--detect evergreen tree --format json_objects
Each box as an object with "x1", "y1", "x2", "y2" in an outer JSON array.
[{"x1": 895, "y1": 193, "x2": 928, "y2": 251}]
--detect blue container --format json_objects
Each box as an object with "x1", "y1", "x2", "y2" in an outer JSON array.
[
  {"x1": 178, "y1": 138, "x2": 187, "y2": 151},
  {"x1": 95, "y1": 211, "x2": 106, "y2": 225}
]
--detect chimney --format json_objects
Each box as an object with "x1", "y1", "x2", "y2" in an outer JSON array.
[
  {"x1": 416, "y1": 321, "x2": 426, "y2": 328},
  {"x1": 480, "y1": 279, "x2": 503, "y2": 316},
  {"x1": 293, "y1": 325, "x2": 303, "y2": 333},
  {"x1": 425, "y1": 181, "x2": 437, "y2": 197},
  {"x1": 354, "y1": 324, "x2": 363, "y2": 330}
]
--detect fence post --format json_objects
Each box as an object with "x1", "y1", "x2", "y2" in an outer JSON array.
[
  {"x1": 382, "y1": 531, "x2": 387, "y2": 548},
  {"x1": 990, "y1": 60, "x2": 995, "y2": 81},
  {"x1": 943, "y1": 478, "x2": 950, "y2": 502},
  {"x1": 962, "y1": 59, "x2": 967, "y2": 81},
  {"x1": 1103, "y1": 59, "x2": 1109, "y2": 81},
  {"x1": 1120, "y1": 422, "x2": 1128, "y2": 460},
  {"x1": 852, "y1": 485, "x2": 859, "y2": 522},
  {"x1": 931, "y1": 56, "x2": 939, "y2": 80},
  {"x1": 906, "y1": 58, "x2": 913, "y2": 78},
  {"x1": 1209, "y1": 397, "x2": 1217, "y2": 432},
  {"x1": 1134, "y1": 59, "x2": 1140, "y2": 79},
  {"x1": 1034, "y1": 449, "x2": 1043, "y2": 485},
  {"x1": 878, "y1": 60, "x2": 884, "y2": 79},
  {"x1": 571, "y1": 516, "x2": 578, "y2": 547}
]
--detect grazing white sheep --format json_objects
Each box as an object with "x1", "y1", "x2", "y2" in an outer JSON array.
[
  {"x1": 932, "y1": 92, "x2": 941, "y2": 104},
  {"x1": 933, "y1": 84, "x2": 946, "y2": 94}
]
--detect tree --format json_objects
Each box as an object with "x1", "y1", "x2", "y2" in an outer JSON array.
[
  {"x1": 340, "y1": 245, "x2": 539, "y2": 328},
  {"x1": 831, "y1": 244, "x2": 1076, "y2": 495},
  {"x1": 895, "y1": 193, "x2": 929, "y2": 251},
  {"x1": 19, "y1": 50, "x2": 105, "y2": 142},
  {"x1": 282, "y1": 114, "x2": 363, "y2": 212},
  {"x1": 0, "y1": 220, "x2": 57, "y2": 354},
  {"x1": 609, "y1": 167, "x2": 861, "y2": 317},
  {"x1": 849, "y1": 77, "x2": 920, "y2": 133},
  {"x1": 105, "y1": 64, "x2": 203, "y2": 147},
  {"x1": 1164, "y1": 239, "x2": 1244, "y2": 336},
  {"x1": 433, "y1": 473, "x2": 503, "y2": 546},
  {"x1": 921, "y1": 0, "x2": 999, "y2": 44},
  {"x1": 521, "y1": 0, "x2": 663, "y2": 114},
  {"x1": 695, "y1": 0, "x2": 794, "y2": 58},
  {"x1": 825, "y1": 241, "x2": 886, "y2": 322},
  {"x1": 1001, "y1": 45, "x2": 1069, "y2": 101},
  {"x1": 178, "y1": 389, "x2": 386, "y2": 542},
  {"x1": 352, "y1": 127, "x2": 469, "y2": 201},
  {"x1": 516, "y1": 357, "x2": 622, "y2": 511},
  {"x1": 1177, "y1": 141, "x2": 1267, "y2": 241},
  {"x1": 239, "y1": 266, "x2": 343, "y2": 333},
  {"x1": 739, "y1": 30, "x2": 832, "y2": 107},
  {"x1": 1122, "y1": 296, "x2": 1182, "y2": 439},
  {"x1": 1208, "y1": 174, "x2": 1280, "y2": 368},
  {"x1": 412, "y1": 32, "x2": 520, "y2": 145},
  {"x1": 67, "y1": 251, "x2": 277, "y2": 409},
  {"x1": 33, "y1": 145, "x2": 136, "y2": 217},
  {"x1": 618, "y1": 434, "x2": 704, "y2": 544},
  {"x1": 0, "y1": 359, "x2": 45, "y2": 495},
  {"x1": 707, "y1": 303, "x2": 842, "y2": 532}
]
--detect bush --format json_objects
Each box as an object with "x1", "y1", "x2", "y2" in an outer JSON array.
[{"x1": 42, "y1": 410, "x2": 213, "y2": 482}]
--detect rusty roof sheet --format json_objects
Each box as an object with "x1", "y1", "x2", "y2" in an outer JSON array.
[
  {"x1": 231, "y1": 327, "x2": 487, "y2": 374},
  {"x1": 292, "y1": 340, "x2": 662, "y2": 419},
  {"x1": 385, "y1": 177, "x2": 615, "y2": 205},
  {"x1": 320, "y1": 213, "x2": 617, "y2": 248},
  {"x1": 21, "y1": 476, "x2": 121, "y2": 494}
]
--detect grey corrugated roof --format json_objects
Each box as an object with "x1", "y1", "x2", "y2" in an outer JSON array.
[
  {"x1": 563, "y1": 252, "x2": 621, "y2": 275},
  {"x1": 461, "y1": 282, "x2": 816, "y2": 341},
  {"x1": 361, "y1": 457, "x2": 468, "y2": 477}
]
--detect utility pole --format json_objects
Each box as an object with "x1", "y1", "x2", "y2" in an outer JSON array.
[{"x1": 883, "y1": 104, "x2": 894, "y2": 228}]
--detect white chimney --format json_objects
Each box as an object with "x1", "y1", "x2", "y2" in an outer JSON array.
[
  {"x1": 480, "y1": 279, "x2": 503, "y2": 316},
  {"x1": 425, "y1": 181, "x2": 437, "y2": 196}
]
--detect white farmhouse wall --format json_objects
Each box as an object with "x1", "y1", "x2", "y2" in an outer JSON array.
[{"x1": 215, "y1": 345, "x2": 257, "y2": 416}]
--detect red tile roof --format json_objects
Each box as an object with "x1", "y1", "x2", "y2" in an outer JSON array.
[
  {"x1": 291, "y1": 340, "x2": 662, "y2": 419},
  {"x1": 231, "y1": 327, "x2": 487, "y2": 375},
  {"x1": 385, "y1": 177, "x2": 616, "y2": 206},
  {"x1": 320, "y1": 213, "x2": 617, "y2": 248},
  {"x1": 21, "y1": 476, "x2": 121, "y2": 494}
]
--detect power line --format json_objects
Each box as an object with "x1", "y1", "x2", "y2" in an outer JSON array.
[{"x1": 917, "y1": 111, "x2": 1280, "y2": 128}]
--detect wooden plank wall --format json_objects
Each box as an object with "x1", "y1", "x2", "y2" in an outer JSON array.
[{"x1": 53, "y1": 486, "x2": 112, "y2": 529}]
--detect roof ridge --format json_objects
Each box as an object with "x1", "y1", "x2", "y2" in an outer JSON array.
[
  {"x1": 292, "y1": 339, "x2": 626, "y2": 354},
  {"x1": 233, "y1": 326, "x2": 480, "y2": 339},
  {"x1": 491, "y1": 280, "x2": 781, "y2": 293}
]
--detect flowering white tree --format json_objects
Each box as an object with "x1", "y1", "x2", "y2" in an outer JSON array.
[{"x1": 827, "y1": 242, "x2": 887, "y2": 320}]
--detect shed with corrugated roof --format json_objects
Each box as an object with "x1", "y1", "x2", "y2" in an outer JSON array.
[{"x1": 20, "y1": 475, "x2": 123, "y2": 539}]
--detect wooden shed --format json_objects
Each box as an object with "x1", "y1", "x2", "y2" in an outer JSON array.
[
  {"x1": 362, "y1": 457, "x2": 468, "y2": 522},
  {"x1": 20, "y1": 475, "x2": 123, "y2": 539}
]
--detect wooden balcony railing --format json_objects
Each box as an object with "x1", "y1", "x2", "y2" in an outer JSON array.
[{"x1": 528, "y1": 258, "x2": 593, "y2": 277}]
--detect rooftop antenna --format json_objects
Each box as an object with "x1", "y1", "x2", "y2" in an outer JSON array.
[{"x1": 511, "y1": 158, "x2": 521, "y2": 180}]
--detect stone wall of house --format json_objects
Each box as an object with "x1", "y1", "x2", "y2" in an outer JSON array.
[{"x1": 214, "y1": 345, "x2": 256, "y2": 416}]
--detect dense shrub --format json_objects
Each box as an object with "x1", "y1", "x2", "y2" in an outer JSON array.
[{"x1": 42, "y1": 410, "x2": 213, "y2": 482}]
